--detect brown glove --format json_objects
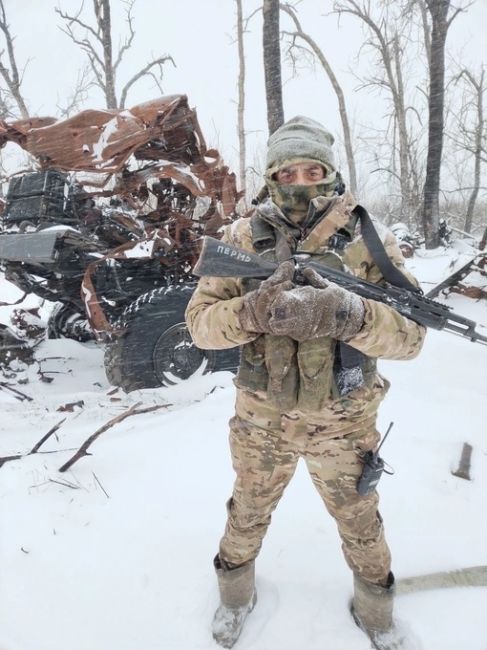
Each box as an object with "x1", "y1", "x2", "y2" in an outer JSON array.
[
  {"x1": 239, "y1": 261, "x2": 295, "y2": 333},
  {"x1": 268, "y1": 267, "x2": 365, "y2": 341}
]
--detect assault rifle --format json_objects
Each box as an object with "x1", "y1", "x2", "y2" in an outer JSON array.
[{"x1": 193, "y1": 236, "x2": 487, "y2": 346}]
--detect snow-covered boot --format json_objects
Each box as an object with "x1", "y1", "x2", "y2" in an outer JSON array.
[
  {"x1": 351, "y1": 573, "x2": 421, "y2": 650},
  {"x1": 212, "y1": 555, "x2": 257, "y2": 648}
]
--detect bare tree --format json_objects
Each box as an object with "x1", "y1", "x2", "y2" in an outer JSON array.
[
  {"x1": 449, "y1": 66, "x2": 486, "y2": 233},
  {"x1": 281, "y1": 3, "x2": 357, "y2": 195},
  {"x1": 263, "y1": 0, "x2": 284, "y2": 135},
  {"x1": 56, "y1": 0, "x2": 175, "y2": 109},
  {"x1": 235, "y1": 0, "x2": 247, "y2": 195},
  {"x1": 413, "y1": 0, "x2": 432, "y2": 70},
  {"x1": 334, "y1": 0, "x2": 422, "y2": 225},
  {"x1": 0, "y1": 0, "x2": 29, "y2": 118},
  {"x1": 422, "y1": 0, "x2": 462, "y2": 248}
]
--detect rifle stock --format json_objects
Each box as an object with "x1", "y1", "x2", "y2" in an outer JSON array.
[
  {"x1": 193, "y1": 236, "x2": 487, "y2": 346},
  {"x1": 193, "y1": 235, "x2": 278, "y2": 278}
]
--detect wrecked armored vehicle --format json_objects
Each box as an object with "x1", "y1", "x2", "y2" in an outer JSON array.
[{"x1": 0, "y1": 95, "x2": 240, "y2": 390}]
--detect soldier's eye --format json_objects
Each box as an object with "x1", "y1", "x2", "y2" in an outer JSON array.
[
  {"x1": 307, "y1": 167, "x2": 324, "y2": 179},
  {"x1": 278, "y1": 169, "x2": 294, "y2": 182}
]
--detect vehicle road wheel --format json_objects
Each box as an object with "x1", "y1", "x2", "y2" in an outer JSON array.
[
  {"x1": 47, "y1": 303, "x2": 94, "y2": 342},
  {"x1": 104, "y1": 284, "x2": 239, "y2": 391}
]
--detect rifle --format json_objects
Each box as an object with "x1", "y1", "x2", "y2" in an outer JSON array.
[{"x1": 193, "y1": 236, "x2": 487, "y2": 346}]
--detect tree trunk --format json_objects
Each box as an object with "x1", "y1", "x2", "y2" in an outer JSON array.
[
  {"x1": 422, "y1": 0, "x2": 450, "y2": 249},
  {"x1": 0, "y1": 90, "x2": 10, "y2": 119},
  {"x1": 263, "y1": 0, "x2": 284, "y2": 135},
  {"x1": 1, "y1": 68, "x2": 29, "y2": 118},
  {"x1": 464, "y1": 68, "x2": 484, "y2": 234},
  {"x1": 465, "y1": 142, "x2": 481, "y2": 235},
  {"x1": 98, "y1": 0, "x2": 117, "y2": 109},
  {"x1": 480, "y1": 226, "x2": 487, "y2": 251},
  {"x1": 235, "y1": 0, "x2": 247, "y2": 196},
  {"x1": 392, "y1": 34, "x2": 414, "y2": 225},
  {"x1": 417, "y1": 0, "x2": 432, "y2": 72}
]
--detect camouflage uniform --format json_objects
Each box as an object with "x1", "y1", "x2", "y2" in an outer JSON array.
[{"x1": 185, "y1": 194, "x2": 425, "y2": 586}]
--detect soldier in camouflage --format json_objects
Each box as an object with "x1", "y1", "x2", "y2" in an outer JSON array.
[{"x1": 185, "y1": 116, "x2": 425, "y2": 650}]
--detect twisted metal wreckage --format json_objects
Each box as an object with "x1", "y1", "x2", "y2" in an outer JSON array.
[{"x1": 0, "y1": 95, "x2": 242, "y2": 388}]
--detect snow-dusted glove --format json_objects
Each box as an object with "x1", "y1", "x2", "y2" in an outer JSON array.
[
  {"x1": 268, "y1": 267, "x2": 365, "y2": 341},
  {"x1": 238, "y1": 261, "x2": 295, "y2": 333}
]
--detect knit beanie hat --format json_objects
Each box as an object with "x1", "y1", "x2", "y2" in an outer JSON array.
[{"x1": 265, "y1": 116, "x2": 336, "y2": 173}]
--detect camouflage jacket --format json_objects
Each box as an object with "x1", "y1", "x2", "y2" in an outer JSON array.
[{"x1": 185, "y1": 196, "x2": 425, "y2": 433}]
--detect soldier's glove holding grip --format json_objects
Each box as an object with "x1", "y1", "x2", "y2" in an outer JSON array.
[
  {"x1": 238, "y1": 261, "x2": 295, "y2": 333},
  {"x1": 268, "y1": 267, "x2": 365, "y2": 341}
]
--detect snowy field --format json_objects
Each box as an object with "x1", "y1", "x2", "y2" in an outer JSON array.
[{"x1": 0, "y1": 246, "x2": 486, "y2": 650}]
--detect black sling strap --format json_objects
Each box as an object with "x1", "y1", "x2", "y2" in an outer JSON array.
[
  {"x1": 354, "y1": 205, "x2": 420, "y2": 293},
  {"x1": 336, "y1": 205, "x2": 421, "y2": 394}
]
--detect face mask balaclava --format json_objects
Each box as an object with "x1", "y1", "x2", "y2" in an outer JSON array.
[{"x1": 264, "y1": 117, "x2": 338, "y2": 222}]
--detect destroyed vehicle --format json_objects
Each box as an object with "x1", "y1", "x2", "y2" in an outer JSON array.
[{"x1": 0, "y1": 95, "x2": 240, "y2": 390}]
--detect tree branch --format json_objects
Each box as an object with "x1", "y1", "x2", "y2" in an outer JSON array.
[
  {"x1": 0, "y1": 0, "x2": 29, "y2": 117},
  {"x1": 281, "y1": 2, "x2": 358, "y2": 193},
  {"x1": 113, "y1": 0, "x2": 135, "y2": 71},
  {"x1": 55, "y1": 6, "x2": 103, "y2": 44},
  {"x1": 119, "y1": 55, "x2": 175, "y2": 108},
  {"x1": 30, "y1": 418, "x2": 67, "y2": 454},
  {"x1": 57, "y1": 23, "x2": 104, "y2": 69},
  {"x1": 57, "y1": 65, "x2": 94, "y2": 118},
  {"x1": 58, "y1": 402, "x2": 171, "y2": 472}
]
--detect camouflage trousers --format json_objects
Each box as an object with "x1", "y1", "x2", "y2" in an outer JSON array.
[{"x1": 219, "y1": 409, "x2": 392, "y2": 585}]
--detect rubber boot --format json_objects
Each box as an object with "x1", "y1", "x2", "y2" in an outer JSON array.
[
  {"x1": 351, "y1": 573, "x2": 421, "y2": 650},
  {"x1": 212, "y1": 555, "x2": 257, "y2": 649}
]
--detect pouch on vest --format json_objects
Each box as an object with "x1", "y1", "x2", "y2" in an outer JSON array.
[
  {"x1": 296, "y1": 336, "x2": 336, "y2": 411},
  {"x1": 234, "y1": 336, "x2": 268, "y2": 394},
  {"x1": 265, "y1": 334, "x2": 299, "y2": 410}
]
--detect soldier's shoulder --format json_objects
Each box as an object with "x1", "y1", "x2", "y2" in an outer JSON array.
[
  {"x1": 344, "y1": 208, "x2": 397, "y2": 272},
  {"x1": 351, "y1": 208, "x2": 393, "y2": 246},
  {"x1": 223, "y1": 214, "x2": 254, "y2": 250}
]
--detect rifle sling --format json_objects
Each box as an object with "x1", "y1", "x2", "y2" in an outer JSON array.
[
  {"x1": 354, "y1": 205, "x2": 419, "y2": 292},
  {"x1": 337, "y1": 207, "x2": 421, "y2": 393}
]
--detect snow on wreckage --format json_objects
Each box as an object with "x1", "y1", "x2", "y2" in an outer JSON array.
[{"x1": 0, "y1": 95, "x2": 240, "y2": 390}]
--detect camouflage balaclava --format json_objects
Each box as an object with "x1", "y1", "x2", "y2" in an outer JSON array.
[{"x1": 265, "y1": 116, "x2": 338, "y2": 221}]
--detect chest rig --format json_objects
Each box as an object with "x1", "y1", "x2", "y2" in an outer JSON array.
[{"x1": 235, "y1": 206, "x2": 368, "y2": 412}]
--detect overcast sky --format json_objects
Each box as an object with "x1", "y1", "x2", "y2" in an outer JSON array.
[{"x1": 4, "y1": 0, "x2": 487, "y2": 191}]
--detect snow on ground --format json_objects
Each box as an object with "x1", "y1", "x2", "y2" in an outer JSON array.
[
  {"x1": 406, "y1": 238, "x2": 483, "y2": 292},
  {"x1": 0, "y1": 250, "x2": 486, "y2": 650}
]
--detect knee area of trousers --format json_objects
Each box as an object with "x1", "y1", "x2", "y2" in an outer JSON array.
[
  {"x1": 338, "y1": 511, "x2": 385, "y2": 540},
  {"x1": 227, "y1": 496, "x2": 274, "y2": 529},
  {"x1": 329, "y1": 491, "x2": 380, "y2": 520},
  {"x1": 228, "y1": 510, "x2": 272, "y2": 531}
]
